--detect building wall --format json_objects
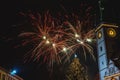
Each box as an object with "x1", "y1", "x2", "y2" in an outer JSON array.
[
  {"x1": 0, "y1": 67, "x2": 23, "y2": 80},
  {"x1": 96, "y1": 23, "x2": 120, "y2": 80}
]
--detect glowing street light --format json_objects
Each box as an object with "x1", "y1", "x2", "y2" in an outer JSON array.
[{"x1": 10, "y1": 70, "x2": 17, "y2": 75}]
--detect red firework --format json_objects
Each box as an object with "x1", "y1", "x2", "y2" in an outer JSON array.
[
  {"x1": 18, "y1": 12, "x2": 70, "y2": 67},
  {"x1": 63, "y1": 20, "x2": 95, "y2": 60},
  {"x1": 18, "y1": 8, "x2": 96, "y2": 68}
]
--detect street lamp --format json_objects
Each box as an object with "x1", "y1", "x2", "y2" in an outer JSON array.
[{"x1": 10, "y1": 69, "x2": 17, "y2": 75}]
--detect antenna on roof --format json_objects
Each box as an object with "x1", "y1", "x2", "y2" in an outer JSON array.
[{"x1": 98, "y1": 0, "x2": 104, "y2": 22}]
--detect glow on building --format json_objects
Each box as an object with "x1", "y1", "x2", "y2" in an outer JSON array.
[{"x1": 0, "y1": 66, "x2": 23, "y2": 80}]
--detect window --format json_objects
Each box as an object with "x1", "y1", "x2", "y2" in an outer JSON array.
[
  {"x1": 97, "y1": 31, "x2": 102, "y2": 39},
  {"x1": 102, "y1": 61, "x2": 104, "y2": 65},
  {"x1": 100, "y1": 46, "x2": 102, "y2": 52},
  {"x1": 0, "y1": 73, "x2": 1, "y2": 79},
  {"x1": 2, "y1": 74, "x2": 6, "y2": 80},
  {"x1": 105, "y1": 71, "x2": 107, "y2": 76},
  {"x1": 8, "y1": 76, "x2": 13, "y2": 80},
  {"x1": 8, "y1": 76, "x2": 10, "y2": 80}
]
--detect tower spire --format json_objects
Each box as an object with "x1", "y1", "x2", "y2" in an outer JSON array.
[{"x1": 98, "y1": 0, "x2": 104, "y2": 22}]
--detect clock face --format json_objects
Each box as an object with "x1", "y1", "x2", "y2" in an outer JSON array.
[
  {"x1": 107, "y1": 28, "x2": 116, "y2": 37},
  {"x1": 97, "y1": 31, "x2": 102, "y2": 39}
]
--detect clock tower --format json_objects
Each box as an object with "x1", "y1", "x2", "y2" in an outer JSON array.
[{"x1": 96, "y1": 23, "x2": 120, "y2": 80}]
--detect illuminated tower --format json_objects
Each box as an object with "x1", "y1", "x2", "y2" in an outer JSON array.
[{"x1": 96, "y1": 23, "x2": 120, "y2": 80}]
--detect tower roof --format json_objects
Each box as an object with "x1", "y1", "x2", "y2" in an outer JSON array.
[{"x1": 95, "y1": 22, "x2": 118, "y2": 32}]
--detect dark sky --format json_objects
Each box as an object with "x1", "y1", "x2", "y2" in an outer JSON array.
[{"x1": 0, "y1": 0, "x2": 120, "y2": 80}]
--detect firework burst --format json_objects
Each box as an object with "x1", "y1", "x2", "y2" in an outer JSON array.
[
  {"x1": 18, "y1": 12, "x2": 70, "y2": 67},
  {"x1": 63, "y1": 20, "x2": 95, "y2": 60},
  {"x1": 18, "y1": 8, "x2": 96, "y2": 68}
]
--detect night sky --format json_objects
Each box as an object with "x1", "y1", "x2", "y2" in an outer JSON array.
[{"x1": 0, "y1": 0, "x2": 120, "y2": 80}]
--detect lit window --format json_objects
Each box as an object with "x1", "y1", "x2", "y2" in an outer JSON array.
[
  {"x1": 97, "y1": 31, "x2": 102, "y2": 39},
  {"x1": 107, "y1": 28, "x2": 116, "y2": 37}
]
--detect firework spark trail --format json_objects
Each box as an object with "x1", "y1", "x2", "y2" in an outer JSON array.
[
  {"x1": 18, "y1": 12, "x2": 70, "y2": 68},
  {"x1": 18, "y1": 8, "x2": 96, "y2": 68},
  {"x1": 63, "y1": 20, "x2": 95, "y2": 60}
]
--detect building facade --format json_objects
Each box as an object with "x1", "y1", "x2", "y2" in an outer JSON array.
[
  {"x1": 0, "y1": 66, "x2": 23, "y2": 80},
  {"x1": 96, "y1": 23, "x2": 120, "y2": 80}
]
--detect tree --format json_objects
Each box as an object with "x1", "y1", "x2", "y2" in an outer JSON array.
[{"x1": 64, "y1": 57, "x2": 88, "y2": 80}]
